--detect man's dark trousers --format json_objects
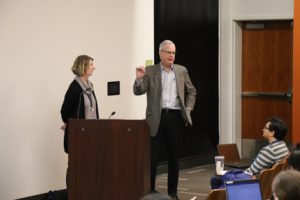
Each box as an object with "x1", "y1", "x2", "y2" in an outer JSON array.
[{"x1": 150, "y1": 109, "x2": 183, "y2": 196}]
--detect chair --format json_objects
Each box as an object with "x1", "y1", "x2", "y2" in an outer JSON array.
[
  {"x1": 261, "y1": 158, "x2": 286, "y2": 199},
  {"x1": 206, "y1": 189, "x2": 227, "y2": 200},
  {"x1": 281, "y1": 156, "x2": 289, "y2": 170},
  {"x1": 217, "y1": 143, "x2": 241, "y2": 162},
  {"x1": 258, "y1": 165, "x2": 275, "y2": 200},
  {"x1": 273, "y1": 160, "x2": 285, "y2": 176}
]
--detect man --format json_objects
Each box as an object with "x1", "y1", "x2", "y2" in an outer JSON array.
[
  {"x1": 211, "y1": 116, "x2": 290, "y2": 189},
  {"x1": 245, "y1": 116, "x2": 289, "y2": 175},
  {"x1": 133, "y1": 40, "x2": 197, "y2": 200}
]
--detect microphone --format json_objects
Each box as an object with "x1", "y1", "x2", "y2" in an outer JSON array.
[{"x1": 108, "y1": 111, "x2": 116, "y2": 119}]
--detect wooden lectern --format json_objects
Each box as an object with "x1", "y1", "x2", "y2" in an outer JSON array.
[{"x1": 68, "y1": 119, "x2": 150, "y2": 200}]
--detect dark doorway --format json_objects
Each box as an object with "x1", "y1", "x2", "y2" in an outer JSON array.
[{"x1": 154, "y1": 0, "x2": 219, "y2": 166}]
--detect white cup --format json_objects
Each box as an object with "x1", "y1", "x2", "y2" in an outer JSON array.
[{"x1": 215, "y1": 156, "x2": 225, "y2": 175}]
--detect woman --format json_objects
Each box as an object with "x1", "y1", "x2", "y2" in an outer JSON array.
[
  {"x1": 61, "y1": 55, "x2": 99, "y2": 153},
  {"x1": 272, "y1": 170, "x2": 300, "y2": 200}
]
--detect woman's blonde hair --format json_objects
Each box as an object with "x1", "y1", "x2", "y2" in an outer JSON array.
[{"x1": 71, "y1": 55, "x2": 93, "y2": 76}]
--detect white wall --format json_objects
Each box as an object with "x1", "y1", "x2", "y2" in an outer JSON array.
[
  {"x1": 219, "y1": 0, "x2": 293, "y2": 146},
  {"x1": 0, "y1": 0, "x2": 153, "y2": 199},
  {"x1": 0, "y1": 0, "x2": 295, "y2": 198}
]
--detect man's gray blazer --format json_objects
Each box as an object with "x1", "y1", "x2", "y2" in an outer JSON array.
[{"x1": 133, "y1": 64, "x2": 197, "y2": 137}]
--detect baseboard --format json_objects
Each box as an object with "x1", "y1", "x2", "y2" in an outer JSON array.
[
  {"x1": 16, "y1": 193, "x2": 48, "y2": 200},
  {"x1": 16, "y1": 189, "x2": 67, "y2": 200}
]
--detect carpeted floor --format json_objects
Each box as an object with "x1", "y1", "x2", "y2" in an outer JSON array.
[{"x1": 156, "y1": 164, "x2": 215, "y2": 200}]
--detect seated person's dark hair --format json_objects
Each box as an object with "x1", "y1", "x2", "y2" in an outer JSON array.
[
  {"x1": 288, "y1": 143, "x2": 300, "y2": 171},
  {"x1": 267, "y1": 116, "x2": 288, "y2": 140}
]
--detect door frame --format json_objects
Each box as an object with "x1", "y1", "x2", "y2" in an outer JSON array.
[{"x1": 228, "y1": 17, "x2": 294, "y2": 152}]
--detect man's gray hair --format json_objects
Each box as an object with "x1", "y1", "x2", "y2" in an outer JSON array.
[{"x1": 159, "y1": 40, "x2": 175, "y2": 52}]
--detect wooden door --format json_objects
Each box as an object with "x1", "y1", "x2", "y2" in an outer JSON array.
[{"x1": 242, "y1": 21, "x2": 293, "y2": 142}]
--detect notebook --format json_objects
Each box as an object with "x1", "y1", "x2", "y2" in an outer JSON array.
[
  {"x1": 225, "y1": 179, "x2": 263, "y2": 200},
  {"x1": 224, "y1": 158, "x2": 253, "y2": 169}
]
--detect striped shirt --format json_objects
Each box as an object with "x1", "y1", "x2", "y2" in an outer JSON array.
[{"x1": 245, "y1": 140, "x2": 289, "y2": 175}]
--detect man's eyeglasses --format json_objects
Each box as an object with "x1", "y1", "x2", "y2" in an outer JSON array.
[{"x1": 161, "y1": 50, "x2": 176, "y2": 55}]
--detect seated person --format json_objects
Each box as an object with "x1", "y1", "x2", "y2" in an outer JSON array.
[
  {"x1": 211, "y1": 116, "x2": 289, "y2": 189},
  {"x1": 244, "y1": 116, "x2": 289, "y2": 175},
  {"x1": 288, "y1": 143, "x2": 300, "y2": 171},
  {"x1": 270, "y1": 144, "x2": 300, "y2": 200},
  {"x1": 272, "y1": 169, "x2": 300, "y2": 200}
]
